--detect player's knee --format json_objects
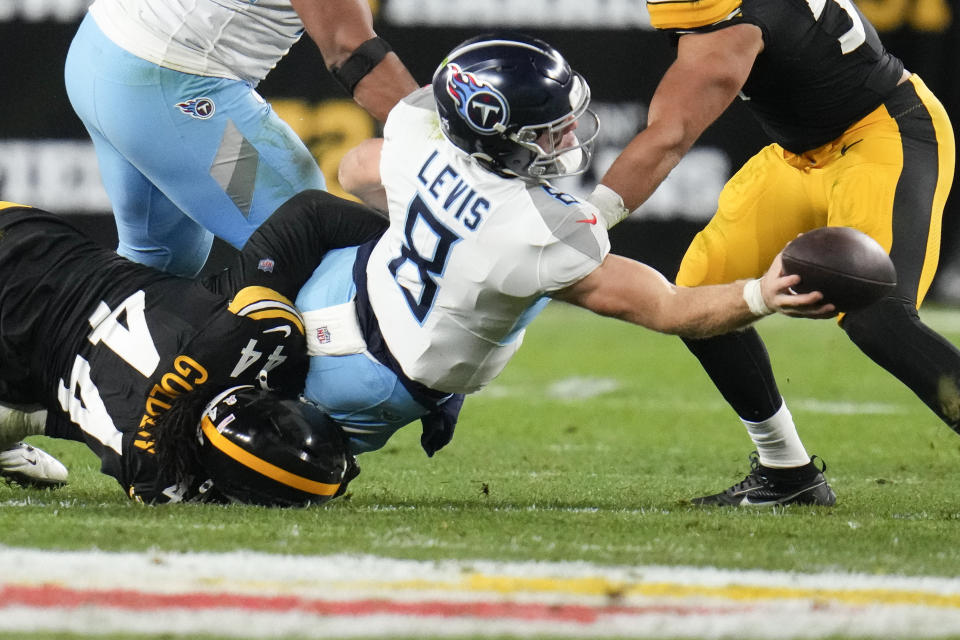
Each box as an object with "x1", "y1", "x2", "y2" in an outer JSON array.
[
  {"x1": 118, "y1": 237, "x2": 211, "y2": 278},
  {"x1": 165, "y1": 250, "x2": 210, "y2": 278},
  {"x1": 841, "y1": 296, "x2": 918, "y2": 349}
]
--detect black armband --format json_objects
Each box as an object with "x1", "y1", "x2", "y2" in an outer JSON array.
[{"x1": 331, "y1": 36, "x2": 393, "y2": 95}]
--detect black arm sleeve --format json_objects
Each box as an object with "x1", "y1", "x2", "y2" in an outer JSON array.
[{"x1": 208, "y1": 190, "x2": 387, "y2": 299}]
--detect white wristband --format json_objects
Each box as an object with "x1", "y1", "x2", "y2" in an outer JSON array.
[
  {"x1": 743, "y1": 278, "x2": 772, "y2": 317},
  {"x1": 586, "y1": 184, "x2": 630, "y2": 229}
]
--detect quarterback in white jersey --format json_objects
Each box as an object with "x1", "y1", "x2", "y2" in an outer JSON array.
[
  {"x1": 65, "y1": 0, "x2": 416, "y2": 276},
  {"x1": 368, "y1": 88, "x2": 610, "y2": 393},
  {"x1": 300, "y1": 34, "x2": 833, "y2": 457}
]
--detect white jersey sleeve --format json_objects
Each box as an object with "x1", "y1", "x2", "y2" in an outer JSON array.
[
  {"x1": 366, "y1": 87, "x2": 610, "y2": 394},
  {"x1": 89, "y1": 0, "x2": 303, "y2": 84}
]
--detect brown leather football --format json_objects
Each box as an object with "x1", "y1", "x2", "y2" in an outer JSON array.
[{"x1": 781, "y1": 227, "x2": 896, "y2": 312}]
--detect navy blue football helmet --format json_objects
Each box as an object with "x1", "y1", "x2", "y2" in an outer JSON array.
[
  {"x1": 432, "y1": 32, "x2": 599, "y2": 180},
  {"x1": 195, "y1": 385, "x2": 357, "y2": 507}
]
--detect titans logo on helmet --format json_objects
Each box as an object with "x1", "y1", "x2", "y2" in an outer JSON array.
[
  {"x1": 444, "y1": 64, "x2": 510, "y2": 134},
  {"x1": 175, "y1": 97, "x2": 216, "y2": 119}
]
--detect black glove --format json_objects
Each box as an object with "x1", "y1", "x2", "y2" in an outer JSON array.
[{"x1": 420, "y1": 393, "x2": 465, "y2": 457}]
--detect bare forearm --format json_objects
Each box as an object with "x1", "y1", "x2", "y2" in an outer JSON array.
[
  {"x1": 641, "y1": 282, "x2": 758, "y2": 338},
  {"x1": 600, "y1": 24, "x2": 763, "y2": 212},
  {"x1": 352, "y1": 55, "x2": 418, "y2": 122},
  {"x1": 555, "y1": 256, "x2": 753, "y2": 338},
  {"x1": 600, "y1": 127, "x2": 687, "y2": 212},
  {"x1": 554, "y1": 254, "x2": 833, "y2": 339},
  {"x1": 293, "y1": 0, "x2": 418, "y2": 122},
  {"x1": 581, "y1": 269, "x2": 758, "y2": 338}
]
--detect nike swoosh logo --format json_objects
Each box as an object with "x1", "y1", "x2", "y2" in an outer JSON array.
[
  {"x1": 263, "y1": 325, "x2": 292, "y2": 337},
  {"x1": 840, "y1": 139, "x2": 864, "y2": 156},
  {"x1": 737, "y1": 480, "x2": 826, "y2": 506},
  {"x1": 576, "y1": 213, "x2": 598, "y2": 225}
]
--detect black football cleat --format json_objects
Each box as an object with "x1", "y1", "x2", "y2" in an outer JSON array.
[{"x1": 691, "y1": 452, "x2": 836, "y2": 507}]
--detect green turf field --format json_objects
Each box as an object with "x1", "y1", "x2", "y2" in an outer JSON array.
[{"x1": 3, "y1": 303, "x2": 959, "y2": 639}]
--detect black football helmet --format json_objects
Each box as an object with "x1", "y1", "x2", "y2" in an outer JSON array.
[
  {"x1": 432, "y1": 32, "x2": 599, "y2": 180},
  {"x1": 195, "y1": 385, "x2": 357, "y2": 507}
]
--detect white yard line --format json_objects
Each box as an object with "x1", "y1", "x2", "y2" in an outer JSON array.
[
  {"x1": 2, "y1": 547, "x2": 960, "y2": 638},
  {"x1": 480, "y1": 376, "x2": 912, "y2": 417}
]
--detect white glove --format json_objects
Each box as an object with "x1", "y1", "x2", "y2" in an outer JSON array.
[{"x1": 586, "y1": 184, "x2": 630, "y2": 229}]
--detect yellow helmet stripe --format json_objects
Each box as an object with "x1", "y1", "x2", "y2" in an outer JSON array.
[
  {"x1": 228, "y1": 286, "x2": 305, "y2": 335},
  {"x1": 201, "y1": 416, "x2": 341, "y2": 496},
  {"x1": 0, "y1": 201, "x2": 30, "y2": 211},
  {"x1": 244, "y1": 308, "x2": 306, "y2": 332},
  {"x1": 646, "y1": 0, "x2": 742, "y2": 30}
]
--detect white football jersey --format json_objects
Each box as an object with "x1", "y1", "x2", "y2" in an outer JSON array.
[
  {"x1": 367, "y1": 87, "x2": 611, "y2": 394},
  {"x1": 89, "y1": 0, "x2": 303, "y2": 85}
]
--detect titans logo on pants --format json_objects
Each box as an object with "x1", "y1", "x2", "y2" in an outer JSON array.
[{"x1": 175, "y1": 97, "x2": 216, "y2": 119}]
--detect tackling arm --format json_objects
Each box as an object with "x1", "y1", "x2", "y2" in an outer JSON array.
[
  {"x1": 216, "y1": 190, "x2": 388, "y2": 298},
  {"x1": 600, "y1": 24, "x2": 763, "y2": 212},
  {"x1": 290, "y1": 0, "x2": 419, "y2": 122},
  {"x1": 552, "y1": 254, "x2": 834, "y2": 339}
]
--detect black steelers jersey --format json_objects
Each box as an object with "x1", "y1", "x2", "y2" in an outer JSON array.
[
  {"x1": 646, "y1": 0, "x2": 905, "y2": 152},
  {"x1": 0, "y1": 191, "x2": 386, "y2": 502}
]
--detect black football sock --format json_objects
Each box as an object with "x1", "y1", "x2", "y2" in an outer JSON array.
[
  {"x1": 682, "y1": 327, "x2": 782, "y2": 422},
  {"x1": 759, "y1": 459, "x2": 820, "y2": 485}
]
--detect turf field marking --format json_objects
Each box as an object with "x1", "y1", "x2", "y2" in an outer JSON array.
[
  {"x1": 480, "y1": 378, "x2": 912, "y2": 416},
  {"x1": 3, "y1": 547, "x2": 960, "y2": 638},
  {"x1": 546, "y1": 377, "x2": 621, "y2": 399},
  {"x1": 792, "y1": 399, "x2": 908, "y2": 415}
]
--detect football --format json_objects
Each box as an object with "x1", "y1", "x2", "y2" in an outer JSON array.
[{"x1": 781, "y1": 226, "x2": 896, "y2": 312}]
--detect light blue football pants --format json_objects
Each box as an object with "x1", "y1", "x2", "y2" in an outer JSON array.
[
  {"x1": 296, "y1": 247, "x2": 433, "y2": 455},
  {"x1": 65, "y1": 14, "x2": 326, "y2": 276}
]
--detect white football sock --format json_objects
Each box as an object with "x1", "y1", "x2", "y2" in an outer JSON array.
[{"x1": 741, "y1": 402, "x2": 810, "y2": 468}]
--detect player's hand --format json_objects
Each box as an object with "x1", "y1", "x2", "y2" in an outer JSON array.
[
  {"x1": 760, "y1": 254, "x2": 838, "y2": 319},
  {"x1": 420, "y1": 394, "x2": 465, "y2": 457}
]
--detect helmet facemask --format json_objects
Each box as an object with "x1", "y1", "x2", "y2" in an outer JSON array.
[{"x1": 505, "y1": 73, "x2": 598, "y2": 179}]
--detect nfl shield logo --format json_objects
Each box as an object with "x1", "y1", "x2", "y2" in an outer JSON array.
[
  {"x1": 257, "y1": 258, "x2": 275, "y2": 273},
  {"x1": 316, "y1": 326, "x2": 331, "y2": 344}
]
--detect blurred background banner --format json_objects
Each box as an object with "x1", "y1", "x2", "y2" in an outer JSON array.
[{"x1": 1, "y1": 0, "x2": 957, "y2": 294}]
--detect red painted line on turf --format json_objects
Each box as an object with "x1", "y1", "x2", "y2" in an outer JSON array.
[{"x1": 0, "y1": 584, "x2": 751, "y2": 622}]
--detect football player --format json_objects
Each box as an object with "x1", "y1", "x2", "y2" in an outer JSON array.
[
  {"x1": 0, "y1": 190, "x2": 385, "y2": 505},
  {"x1": 588, "y1": 0, "x2": 955, "y2": 505},
  {"x1": 296, "y1": 33, "x2": 835, "y2": 456},
  {"x1": 65, "y1": 0, "x2": 418, "y2": 277}
]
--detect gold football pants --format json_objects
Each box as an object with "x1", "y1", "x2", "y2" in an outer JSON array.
[{"x1": 676, "y1": 75, "x2": 955, "y2": 308}]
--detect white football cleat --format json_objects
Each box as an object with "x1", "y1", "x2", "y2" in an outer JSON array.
[{"x1": 0, "y1": 442, "x2": 68, "y2": 488}]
